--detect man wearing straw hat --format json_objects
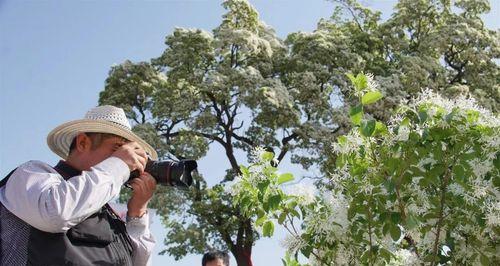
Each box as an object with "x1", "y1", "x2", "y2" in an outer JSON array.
[{"x1": 0, "y1": 105, "x2": 159, "y2": 265}]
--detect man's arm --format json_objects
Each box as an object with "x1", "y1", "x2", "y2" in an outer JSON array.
[
  {"x1": 0, "y1": 158, "x2": 129, "y2": 232},
  {"x1": 0, "y1": 141, "x2": 148, "y2": 233},
  {"x1": 127, "y1": 211, "x2": 156, "y2": 266},
  {"x1": 126, "y1": 173, "x2": 157, "y2": 266}
]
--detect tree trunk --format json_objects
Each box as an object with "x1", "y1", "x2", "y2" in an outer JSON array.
[{"x1": 232, "y1": 245, "x2": 253, "y2": 266}]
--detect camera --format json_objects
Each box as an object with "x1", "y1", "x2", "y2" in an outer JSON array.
[{"x1": 128, "y1": 159, "x2": 197, "y2": 187}]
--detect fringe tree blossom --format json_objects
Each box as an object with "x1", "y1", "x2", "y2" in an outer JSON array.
[
  {"x1": 231, "y1": 73, "x2": 499, "y2": 265},
  {"x1": 388, "y1": 249, "x2": 419, "y2": 266},
  {"x1": 285, "y1": 183, "x2": 317, "y2": 206}
]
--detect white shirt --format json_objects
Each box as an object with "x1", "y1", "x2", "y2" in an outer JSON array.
[{"x1": 0, "y1": 157, "x2": 155, "y2": 266}]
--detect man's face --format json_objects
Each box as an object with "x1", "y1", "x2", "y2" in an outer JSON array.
[
  {"x1": 80, "y1": 134, "x2": 128, "y2": 170},
  {"x1": 205, "y1": 258, "x2": 226, "y2": 266}
]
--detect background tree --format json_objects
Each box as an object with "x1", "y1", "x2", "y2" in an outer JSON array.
[
  {"x1": 98, "y1": 0, "x2": 498, "y2": 264},
  {"x1": 288, "y1": 0, "x2": 499, "y2": 172},
  {"x1": 100, "y1": 1, "x2": 339, "y2": 265}
]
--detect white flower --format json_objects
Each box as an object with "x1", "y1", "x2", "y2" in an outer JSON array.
[
  {"x1": 332, "y1": 131, "x2": 364, "y2": 154},
  {"x1": 410, "y1": 88, "x2": 499, "y2": 128},
  {"x1": 249, "y1": 146, "x2": 266, "y2": 163},
  {"x1": 227, "y1": 180, "x2": 241, "y2": 196},
  {"x1": 333, "y1": 245, "x2": 355, "y2": 265},
  {"x1": 354, "y1": 73, "x2": 379, "y2": 97},
  {"x1": 329, "y1": 165, "x2": 351, "y2": 185},
  {"x1": 396, "y1": 125, "x2": 410, "y2": 141},
  {"x1": 441, "y1": 246, "x2": 451, "y2": 257},
  {"x1": 360, "y1": 181, "x2": 375, "y2": 194},
  {"x1": 388, "y1": 249, "x2": 419, "y2": 266},
  {"x1": 480, "y1": 134, "x2": 500, "y2": 149},
  {"x1": 468, "y1": 158, "x2": 493, "y2": 178},
  {"x1": 156, "y1": 72, "x2": 168, "y2": 82},
  {"x1": 302, "y1": 191, "x2": 349, "y2": 245},
  {"x1": 485, "y1": 201, "x2": 500, "y2": 227},
  {"x1": 416, "y1": 156, "x2": 437, "y2": 172},
  {"x1": 365, "y1": 73, "x2": 379, "y2": 91},
  {"x1": 448, "y1": 183, "x2": 465, "y2": 196},
  {"x1": 321, "y1": 190, "x2": 349, "y2": 229},
  {"x1": 249, "y1": 146, "x2": 278, "y2": 165},
  {"x1": 280, "y1": 234, "x2": 307, "y2": 254},
  {"x1": 286, "y1": 183, "x2": 316, "y2": 205}
]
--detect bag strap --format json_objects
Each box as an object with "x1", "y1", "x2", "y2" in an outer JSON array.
[{"x1": 0, "y1": 168, "x2": 19, "y2": 188}]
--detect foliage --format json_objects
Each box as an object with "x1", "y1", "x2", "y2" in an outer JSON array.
[
  {"x1": 100, "y1": 1, "x2": 337, "y2": 264},
  {"x1": 289, "y1": 0, "x2": 499, "y2": 173},
  {"x1": 232, "y1": 73, "x2": 499, "y2": 265},
  {"x1": 98, "y1": 0, "x2": 499, "y2": 264}
]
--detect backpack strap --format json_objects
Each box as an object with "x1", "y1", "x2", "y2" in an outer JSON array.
[{"x1": 0, "y1": 168, "x2": 18, "y2": 188}]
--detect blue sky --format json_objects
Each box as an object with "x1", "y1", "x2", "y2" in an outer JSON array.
[{"x1": 0, "y1": 0, "x2": 498, "y2": 265}]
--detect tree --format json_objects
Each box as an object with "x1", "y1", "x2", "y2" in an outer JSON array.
[
  {"x1": 286, "y1": 0, "x2": 499, "y2": 172},
  {"x1": 99, "y1": 1, "x2": 339, "y2": 265},
  {"x1": 98, "y1": 0, "x2": 499, "y2": 264},
  {"x1": 233, "y1": 73, "x2": 499, "y2": 265}
]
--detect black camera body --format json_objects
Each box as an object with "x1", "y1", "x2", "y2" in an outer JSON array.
[{"x1": 128, "y1": 159, "x2": 197, "y2": 187}]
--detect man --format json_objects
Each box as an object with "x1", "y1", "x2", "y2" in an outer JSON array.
[
  {"x1": 202, "y1": 251, "x2": 230, "y2": 266},
  {"x1": 0, "y1": 105, "x2": 157, "y2": 265}
]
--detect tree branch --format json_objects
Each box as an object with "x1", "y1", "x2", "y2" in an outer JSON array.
[
  {"x1": 232, "y1": 132, "x2": 255, "y2": 147},
  {"x1": 276, "y1": 132, "x2": 299, "y2": 164}
]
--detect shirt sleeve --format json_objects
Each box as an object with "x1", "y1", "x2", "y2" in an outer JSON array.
[
  {"x1": 126, "y1": 211, "x2": 156, "y2": 266},
  {"x1": 0, "y1": 157, "x2": 129, "y2": 233}
]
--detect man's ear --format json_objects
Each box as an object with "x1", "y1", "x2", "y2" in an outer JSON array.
[{"x1": 74, "y1": 133, "x2": 91, "y2": 152}]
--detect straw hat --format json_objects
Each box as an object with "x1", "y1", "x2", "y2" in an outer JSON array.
[{"x1": 47, "y1": 105, "x2": 158, "y2": 160}]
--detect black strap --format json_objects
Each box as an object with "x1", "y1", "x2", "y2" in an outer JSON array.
[{"x1": 0, "y1": 168, "x2": 18, "y2": 188}]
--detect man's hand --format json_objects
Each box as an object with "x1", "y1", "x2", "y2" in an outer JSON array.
[
  {"x1": 127, "y1": 172, "x2": 157, "y2": 218},
  {"x1": 112, "y1": 142, "x2": 148, "y2": 173}
]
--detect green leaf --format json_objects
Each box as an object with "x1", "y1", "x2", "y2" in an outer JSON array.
[
  {"x1": 240, "y1": 196, "x2": 251, "y2": 210},
  {"x1": 240, "y1": 165, "x2": 249, "y2": 176},
  {"x1": 379, "y1": 248, "x2": 393, "y2": 262},
  {"x1": 374, "y1": 121, "x2": 388, "y2": 136},
  {"x1": 406, "y1": 214, "x2": 419, "y2": 230},
  {"x1": 361, "y1": 90, "x2": 382, "y2": 105},
  {"x1": 357, "y1": 73, "x2": 368, "y2": 90},
  {"x1": 418, "y1": 110, "x2": 428, "y2": 124},
  {"x1": 390, "y1": 224, "x2": 401, "y2": 241},
  {"x1": 262, "y1": 220, "x2": 274, "y2": 237},
  {"x1": 300, "y1": 244, "x2": 313, "y2": 258},
  {"x1": 424, "y1": 254, "x2": 439, "y2": 263},
  {"x1": 255, "y1": 215, "x2": 267, "y2": 226},
  {"x1": 347, "y1": 73, "x2": 367, "y2": 91},
  {"x1": 257, "y1": 180, "x2": 270, "y2": 195},
  {"x1": 278, "y1": 173, "x2": 294, "y2": 184},
  {"x1": 391, "y1": 212, "x2": 401, "y2": 224},
  {"x1": 383, "y1": 222, "x2": 391, "y2": 235},
  {"x1": 290, "y1": 209, "x2": 301, "y2": 219},
  {"x1": 278, "y1": 212, "x2": 287, "y2": 224},
  {"x1": 268, "y1": 194, "x2": 282, "y2": 211},
  {"x1": 349, "y1": 104, "x2": 363, "y2": 125},
  {"x1": 480, "y1": 254, "x2": 489, "y2": 266},
  {"x1": 346, "y1": 73, "x2": 357, "y2": 85},
  {"x1": 361, "y1": 119, "x2": 376, "y2": 137},
  {"x1": 261, "y1": 151, "x2": 274, "y2": 162}
]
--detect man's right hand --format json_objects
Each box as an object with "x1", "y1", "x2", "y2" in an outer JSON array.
[{"x1": 112, "y1": 142, "x2": 148, "y2": 173}]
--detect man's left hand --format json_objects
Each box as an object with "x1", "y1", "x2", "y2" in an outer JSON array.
[{"x1": 127, "y1": 172, "x2": 157, "y2": 218}]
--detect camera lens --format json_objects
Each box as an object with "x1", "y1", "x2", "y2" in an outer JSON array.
[{"x1": 128, "y1": 159, "x2": 196, "y2": 187}]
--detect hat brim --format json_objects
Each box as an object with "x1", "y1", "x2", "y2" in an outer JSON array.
[{"x1": 47, "y1": 119, "x2": 158, "y2": 160}]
